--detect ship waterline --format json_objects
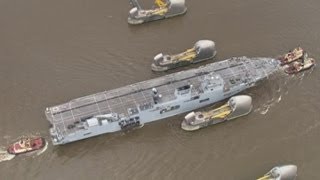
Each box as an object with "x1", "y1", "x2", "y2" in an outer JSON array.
[{"x1": 45, "y1": 56, "x2": 279, "y2": 145}]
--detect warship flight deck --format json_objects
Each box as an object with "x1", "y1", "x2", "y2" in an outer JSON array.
[{"x1": 45, "y1": 57, "x2": 279, "y2": 145}]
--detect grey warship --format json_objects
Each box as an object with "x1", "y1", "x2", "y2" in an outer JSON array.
[{"x1": 46, "y1": 56, "x2": 279, "y2": 145}]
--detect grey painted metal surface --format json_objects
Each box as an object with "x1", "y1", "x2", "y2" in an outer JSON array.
[
  {"x1": 152, "y1": 40, "x2": 217, "y2": 71},
  {"x1": 128, "y1": 0, "x2": 187, "y2": 25},
  {"x1": 45, "y1": 57, "x2": 280, "y2": 145},
  {"x1": 181, "y1": 95, "x2": 252, "y2": 131},
  {"x1": 257, "y1": 165, "x2": 297, "y2": 180}
]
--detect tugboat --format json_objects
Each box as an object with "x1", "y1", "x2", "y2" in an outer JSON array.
[
  {"x1": 284, "y1": 54, "x2": 315, "y2": 74},
  {"x1": 181, "y1": 95, "x2": 252, "y2": 131},
  {"x1": 257, "y1": 165, "x2": 297, "y2": 180},
  {"x1": 278, "y1": 47, "x2": 304, "y2": 66},
  {"x1": 128, "y1": 0, "x2": 187, "y2": 25},
  {"x1": 7, "y1": 137, "x2": 46, "y2": 155},
  {"x1": 152, "y1": 40, "x2": 216, "y2": 71}
]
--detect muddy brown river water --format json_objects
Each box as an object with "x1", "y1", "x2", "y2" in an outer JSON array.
[{"x1": 0, "y1": 0, "x2": 320, "y2": 179}]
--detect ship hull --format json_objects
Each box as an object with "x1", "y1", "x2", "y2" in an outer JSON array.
[
  {"x1": 57, "y1": 84, "x2": 245, "y2": 145},
  {"x1": 46, "y1": 56, "x2": 279, "y2": 145}
]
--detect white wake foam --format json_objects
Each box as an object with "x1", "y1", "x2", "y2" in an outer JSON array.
[{"x1": 0, "y1": 149, "x2": 15, "y2": 162}]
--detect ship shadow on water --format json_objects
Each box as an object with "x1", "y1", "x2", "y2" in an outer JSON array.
[
  {"x1": 52, "y1": 133, "x2": 118, "y2": 159},
  {"x1": 52, "y1": 124, "x2": 155, "y2": 161}
]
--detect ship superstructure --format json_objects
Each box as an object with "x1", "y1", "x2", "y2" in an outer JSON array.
[{"x1": 45, "y1": 57, "x2": 279, "y2": 145}]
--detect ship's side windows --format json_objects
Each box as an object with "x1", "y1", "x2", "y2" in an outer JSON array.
[
  {"x1": 190, "y1": 96, "x2": 199, "y2": 100},
  {"x1": 83, "y1": 132, "x2": 92, "y2": 136},
  {"x1": 160, "y1": 105, "x2": 180, "y2": 114},
  {"x1": 174, "y1": 105, "x2": 180, "y2": 109},
  {"x1": 199, "y1": 98, "x2": 209, "y2": 103}
]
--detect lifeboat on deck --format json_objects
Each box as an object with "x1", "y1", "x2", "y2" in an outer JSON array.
[
  {"x1": 7, "y1": 137, "x2": 46, "y2": 155},
  {"x1": 278, "y1": 47, "x2": 304, "y2": 66}
]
